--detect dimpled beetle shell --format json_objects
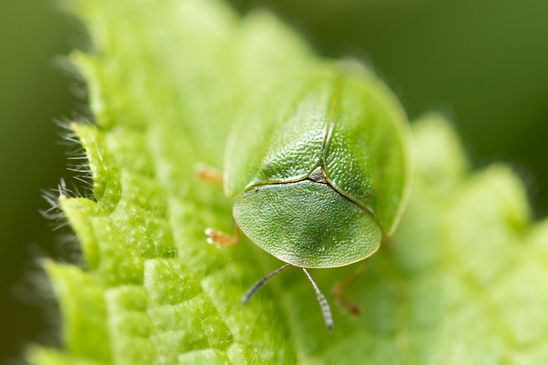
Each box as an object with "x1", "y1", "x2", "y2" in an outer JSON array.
[{"x1": 224, "y1": 63, "x2": 410, "y2": 268}]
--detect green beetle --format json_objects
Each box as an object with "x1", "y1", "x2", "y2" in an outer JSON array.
[{"x1": 205, "y1": 61, "x2": 410, "y2": 329}]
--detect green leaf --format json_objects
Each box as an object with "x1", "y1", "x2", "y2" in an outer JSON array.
[{"x1": 30, "y1": 0, "x2": 548, "y2": 364}]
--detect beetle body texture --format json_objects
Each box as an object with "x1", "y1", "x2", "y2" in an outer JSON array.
[{"x1": 224, "y1": 63, "x2": 410, "y2": 268}]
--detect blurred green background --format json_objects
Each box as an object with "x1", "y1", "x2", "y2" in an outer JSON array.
[{"x1": 1, "y1": 0, "x2": 547, "y2": 362}]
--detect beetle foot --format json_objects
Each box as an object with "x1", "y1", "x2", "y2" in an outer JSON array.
[
  {"x1": 195, "y1": 163, "x2": 223, "y2": 184},
  {"x1": 332, "y1": 284, "x2": 361, "y2": 316},
  {"x1": 331, "y1": 259, "x2": 368, "y2": 316},
  {"x1": 205, "y1": 227, "x2": 239, "y2": 246}
]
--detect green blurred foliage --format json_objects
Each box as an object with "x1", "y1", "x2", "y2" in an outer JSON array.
[
  {"x1": 0, "y1": 0, "x2": 82, "y2": 361},
  {"x1": 1, "y1": 0, "x2": 547, "y2": 362}
]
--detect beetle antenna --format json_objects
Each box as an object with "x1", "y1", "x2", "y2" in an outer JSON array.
[
  {"x1": 241, "y1": 263, "x2": 292, "y2": 304},
  {"x1": 302, "y1": 268, "x2": 334, "y2": 330}
]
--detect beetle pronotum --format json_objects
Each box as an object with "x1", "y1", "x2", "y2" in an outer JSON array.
[{"x1": 203, "y1": 61, "x2": 410, "y2": 330}]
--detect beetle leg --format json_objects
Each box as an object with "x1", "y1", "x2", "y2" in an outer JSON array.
[
  {"x1": 331, "y1": 259, "x2": 368, "y2": 316},
  {"x1": 195, "y1": 163, "x2": 223, "y2": 184},
  {"x1": 205, "y1": 225, "x2": 240, "y2": 246}
]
